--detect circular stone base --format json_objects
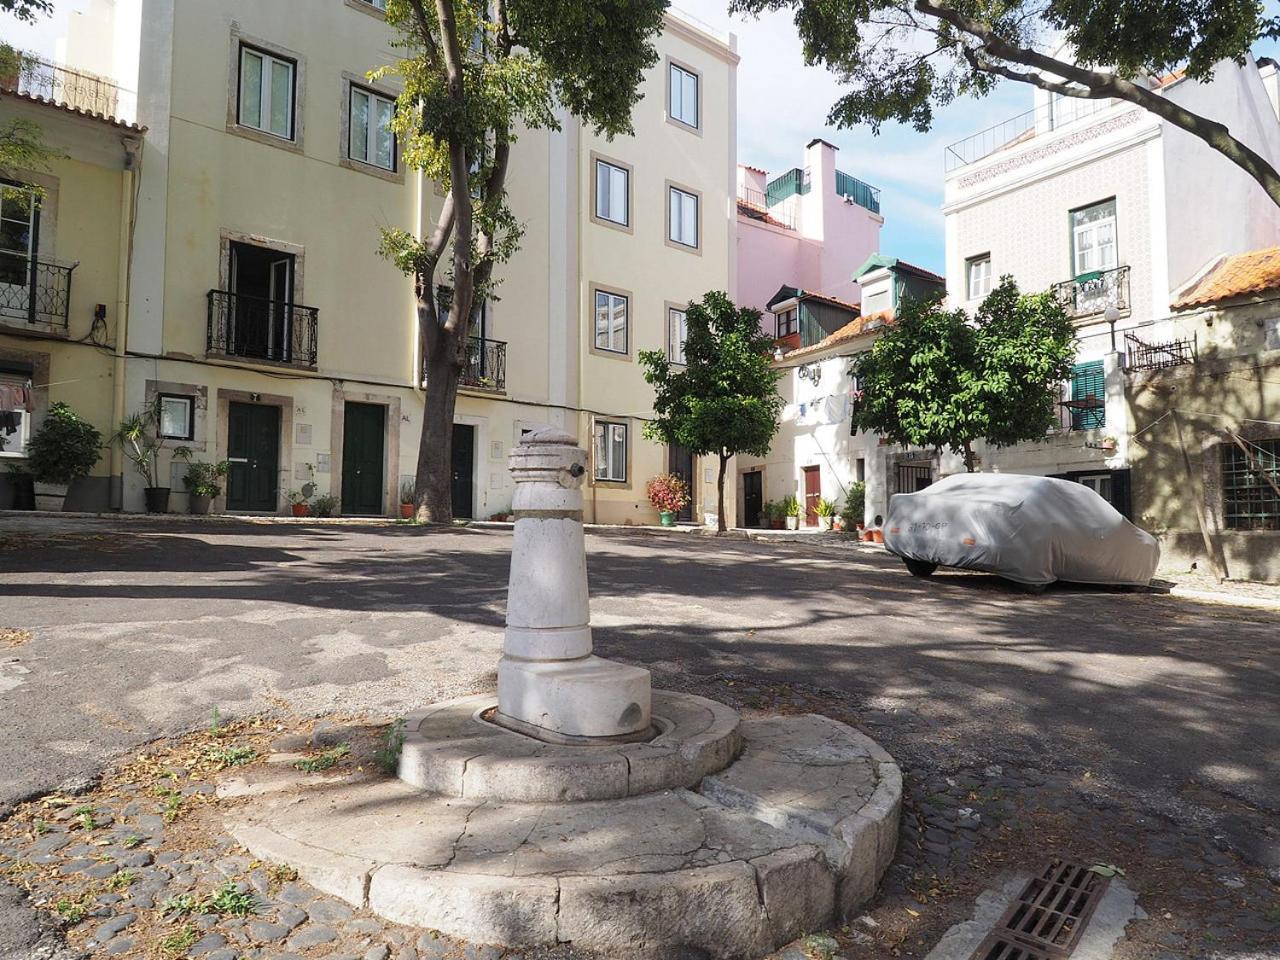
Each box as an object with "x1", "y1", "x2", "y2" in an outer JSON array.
[
  {"x1": 397, "y1": 690, "x2": 742, "y2": 802},
  {"x1": 229, "y1": 711, "x2": 902, "y2": 960}
]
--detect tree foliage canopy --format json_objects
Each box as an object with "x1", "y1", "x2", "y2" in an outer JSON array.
[
  {"x1": 640, "y1": 291, "x2": 784, "y2": 461},
  {"x1": 730, "y1": 0, "x2": 1280, "y2": 204},
  {"x1": 851, "y1": 279, "x2": 1076, "y2": 468}
]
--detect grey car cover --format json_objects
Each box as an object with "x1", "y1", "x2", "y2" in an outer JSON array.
[{"x1": 883, "y1": 473, "x2": 1160, "y2": 586}]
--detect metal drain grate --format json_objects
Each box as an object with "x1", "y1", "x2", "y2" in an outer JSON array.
[{"x1": 968, "y1": 859, "x2": 1111, "y2": 960}]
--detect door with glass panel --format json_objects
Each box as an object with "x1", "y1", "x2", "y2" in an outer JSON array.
[{"x1": 0, "y1": 183, "x2": 38, "y2": 323}]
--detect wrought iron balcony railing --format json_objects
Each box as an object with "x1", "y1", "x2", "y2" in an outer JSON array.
[
  {"x1": 206, "y1": 289, "x2": 318, "y2": 367},
  {"x1": 737, "y1": 185, "x2": 797, "y2": 230},
  {"x1": 1124, "y1": 331, "x2": 1197, "y2": 372},
  {"x1": 460, "y1": 336, "x2": 506, "y2": 391},
  {"x1": 0, "y1": 252, "x2": 73, "y2": 328},
  {"x1": 1052, "y1": 265, "x2": 1131, "y2": 319},
  {"x1": 6, "y1": 55, "x2": 137, "y2": 123}
]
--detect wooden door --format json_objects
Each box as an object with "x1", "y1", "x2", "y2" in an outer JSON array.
[
  {"x1": 341, "y1": 402, "x2": 385, "y2": 515},
  {"x1": 668, "y1": 444, "x2": 695, "y2": 522},
  {"x1": 743, "y1": 471, "x2": 763, "y2": 527},
  {"x1": 226, "y1": 402, "x2": 280, "y2": 512},
  {"x1": 451, "y1": 423, "x2": 475, "y2": 519},
  {"x1": 803, "y1": 465, "x2": 821, "y2": 526}
]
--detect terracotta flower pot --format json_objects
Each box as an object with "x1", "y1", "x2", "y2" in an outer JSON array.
[
  {"x1": 400, "y1": 503, "x2": 414, "y2": 519},
  {"x1": 291, "y1": 502, "x2": 309, "y2": 517},
  {"x1": 872, "y1": 529, "x2": 884, "y2": 543}
]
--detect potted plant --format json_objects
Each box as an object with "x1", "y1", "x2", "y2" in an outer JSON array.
[
  {"x1": 757, "y1": 500, "x2": 773, "y2": 529},
  {"x1": 646, "y1": 473, "x2": 690, "y2": 527},
  {"x1": 114, "y1": 400, "x2": 188, "y2": 514},
  {"x1": 1100, "y1": 435, "x2": 1118, "y2": 452},
  {"x1": 841, "y1": 481, "x2": 866, "y2": 535},
  {"x1": 26, "y1": 402, "x2": 103, "y2": 511},
  {"x1": 400, "y1": 481, "x2": 416, "y2": 519},
  {"x1": 181, "y1": 457, "x2": 229, "y2": 515},
  {"x1": 814, "y1": 497, "x2": 838, "y2": 531},
  {"x1": 309, "y1": 493, "x2": 339, "y2": 518},
  {"x1": 287, "y1": 489, "x2": 310, "y2": 517},
  {"x1": 780, "y1": 494, "x2": 801, "y2": 530}
]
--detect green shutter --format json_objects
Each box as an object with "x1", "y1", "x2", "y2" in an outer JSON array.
[{"x1": 1071, "y1": 361, "x2": 1105, "y2": 429}]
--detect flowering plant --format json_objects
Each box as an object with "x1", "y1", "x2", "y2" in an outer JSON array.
[{"x1": 646, "y1": 473, "x2": 690, "y2": 513}]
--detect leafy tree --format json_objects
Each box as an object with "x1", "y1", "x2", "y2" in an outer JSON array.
[
  {"x1": 0, "y1": 0, "x2": 51, "y2": 23},
  {"x1": 376, "y1": 0, "x2": 666, "y2": 522},
  {"x1": 640, "y1": 291, "x2": 784, "y2": 533},
  {"x1": 731, "y1": 0, "x2": 1280, "y2": 207},
  {"x1": 1, "y1": 2, "x2": 53, "y2": 181},
  {"x1": 851, "y1": 279, "x2": 1076, "y2": 471}
]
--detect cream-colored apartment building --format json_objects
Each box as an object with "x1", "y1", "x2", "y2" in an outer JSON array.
[{"x1": 1, "y1": 0, "x2": 737, "y2": 523}]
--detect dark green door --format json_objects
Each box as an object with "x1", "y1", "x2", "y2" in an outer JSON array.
[
  {"x1": 226, "y1": 402, "x2": 280, "y2": 512},
  {"x1": 341, "y1": 402, "x2": 385, "y2": 516},
  {"x1": 451, "y1": 423, "x2": 474, "y2": 519}
]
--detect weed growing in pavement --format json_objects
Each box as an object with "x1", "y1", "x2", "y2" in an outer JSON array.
[
  {"x1": 800, "y1": 933, "x2": 838, "y2": 960},
  {"x1": 106, "y1": 869, "x2": 137, "y2": 891},
  {"x1": 153, "y1": 785, "x2": 183, "y2": 822},
  {"x1": 209, "y1": 706, "x2": 224, "y2": 736},
  {"x1": 70, "y1": 806, "x2": 96, "y2": 830},
  {"x1": 159, "y1": 925, "x2": 198, "y2": 955},
  {"x1": 53, "y1": 895, "x2": 90, "y2": 924},
  {"x1": 205, "y1": 744, "x2": 256, "y2": 767},
  {"x1": 205, "y1": 879, "x2": 259, "y2": 917},
  {"x1": 160, "y1": 892, "x2": 199, "y2": 918},
  {"x1": 31, "y1": 819, "x2": 48, "y2": 836},
  {"x1": 266, "y1": 863, "x2": 298, "y2": 888},
  {"x1": 375, "y1": 719, "x2": 407, "y2": 774},
  {"x1": 122, "y1": 834, "x2": 144, "y2": 849},
  {"x1": 292, "y1": 743, "x2": 350, "y2": 773}
]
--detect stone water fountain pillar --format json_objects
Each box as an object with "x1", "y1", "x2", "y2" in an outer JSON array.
[{"x1": 495, "y1": 427, "x2": 653, "y2": 741}]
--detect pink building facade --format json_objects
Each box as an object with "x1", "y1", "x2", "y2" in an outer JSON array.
[{"x1": 735, "y1": 139, "x2": 885, "y2": 335}]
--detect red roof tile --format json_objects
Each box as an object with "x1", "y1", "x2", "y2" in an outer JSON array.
[{"x1": 1172, "y1": 247, "x2": 1280, "y2": 308}]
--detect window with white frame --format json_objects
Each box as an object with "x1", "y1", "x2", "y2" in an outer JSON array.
[
  {"x1": 349, "y1": 86, "x2": 396, "y2": 170},
  {"x1": 669, "y1": 62, "x2": 699, "y2": 129},
  {"x1": 594, "y1": 159, "x2": 629, "y2": 227},
  {"x1": 158, "y1": 394, "x2": 195, "y2": 441},
  {"x1": 966, "y1": 254, "x2": 992, "y2": 300},
  {"x1": 238, "y1": 44, "x2": 296, "y2": 140},
  {"x1": 668, "y1": 307, "x2": 688, "y2": 364},
  {"x1": 668, "y1": 186, "x2": 699, "y2": 248},
  {"x1": 356, "y1": 0, "x2": 386, "y2": 9},
  {"x1": 1071, "y1": 199, "x2": 1117, "y2": 277},
  {"x1": 593, "y1": 289, "x2": 628, "y2": 354},
  {"x1": 593, "y1": 420, "x2": 627, "y2": 482},
  {"x1": 0, "y1": 372, "x2": 31, "y2": 458}
]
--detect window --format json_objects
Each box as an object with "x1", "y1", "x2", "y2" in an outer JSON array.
[
  {"x1": 668, "y1": 186, "x2": 699, "y2": 249},
  {"x1": 668, "y1": 62, "x2": 699, "y2": 129},
  {"x1": 1071, "y1": 199, "x2": 1117, "y2": 277},
  {"x1": 1070, "y1": 361, "x2": 1106, "y2": 430},
  {"x1": 238, "y1": 44, "x2": 295, "y2": 140},
  {"x1": 776, "y1": 308, "x2": 798, "y2": 338},
  {"x1": 668, "y1": 307, "x2": 688, "y2": 364},
  {"x1": 593, "y1": 289, "x2": 628, "y2": 354},
  {"x1": 158, "y1": 394, "x2": 194, "y2": 441},
  {"x1": 349, "y1": 86, "x2": 395, "y2": 170},
  {"x1": 593, "y1": 420, "x2": 627, "y2": 482},
  {"x1": 1222, "y1": 438, "x2": 1280, "y2": 531},
  {"x1": 356, "y1": 0, "x2": 386, "y2": 8},
  {"x1": 855, "y1": 458, "x2": 866, "y2": 483},
  {"x1": 0, "y1": 372, "x2": 31, "y2": 458},
  {"x1": 0, "y1": 182, "x2": 38, "y2": 289},
  {"x1": 594, "y1": 158, "x2": 630, "y2": 228},
  {"x1": 1078, "y1": 473, "x2": 1113, "y2": 504},
  {"x1": 966, "y1": 254, "x2": 992, "y2": 300}
]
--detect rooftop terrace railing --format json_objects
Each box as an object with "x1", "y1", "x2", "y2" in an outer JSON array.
[
  {"x1": 5, "y1": 55, "x2": 137, "y2": 124},
  {"x1": 944, "y1": 96, "x2": 1117, "y2": 173}
]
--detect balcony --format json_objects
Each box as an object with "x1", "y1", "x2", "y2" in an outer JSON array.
[
  {"x1": 736, "y1": 185, "x2": 796, "y2": 230},
  {"x1": 0, "y1": 253, "x2": 74, "y2": 329},
  {"x1": 5, "y1": 55, "x2": 137, "y2": 124},
  {"x1": 944, "y1": 97, "x2": 1116, "y2": 173},
  {"x1": 206, "y1": 290, "x2": 318, "y2": 367},
  {"x1": 834, "y1": 170, "x2": 881, "y2": 215},
  {"x1": 1124, "y1": 331, "x2": 1197, "y2": 372},
  {"x1": 459, "y1": 336, "x2": 506, "y2": 392},
  {"x1": 1052, "y1": 265, "x2": 1131, "y2": 319}
]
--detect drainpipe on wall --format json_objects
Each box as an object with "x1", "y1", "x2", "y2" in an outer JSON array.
[{"x1": 110, "y1": 138, "x2": 141, "y2": 510}]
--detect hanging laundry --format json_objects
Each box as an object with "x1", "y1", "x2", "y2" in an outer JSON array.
[{"x1": 0, "y1": 381, "x2": 32, "y2": 412}]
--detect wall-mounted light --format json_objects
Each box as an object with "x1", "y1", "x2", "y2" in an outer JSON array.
[{"x1": 249, "y1": 393, "x2": 262, "y2": 403}]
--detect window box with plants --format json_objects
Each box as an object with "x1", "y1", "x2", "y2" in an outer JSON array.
[
  {"x1": 26, "y1": 402, "x2": 103, "y2": 512},
  {"x1": 181, "y1": 458, "x2": 229, "y2": 515},
  {"x1": 646, "y1": 472, "x2": 690, "y2": 527}
]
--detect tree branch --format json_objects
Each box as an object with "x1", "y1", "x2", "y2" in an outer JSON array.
[{"x1": 917, "y1": 0, "x2": 1280, "y2": 205}]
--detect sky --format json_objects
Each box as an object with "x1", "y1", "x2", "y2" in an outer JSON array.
[{"x1": 9, "y1": 1, "x2": 1280, "y2": 275}]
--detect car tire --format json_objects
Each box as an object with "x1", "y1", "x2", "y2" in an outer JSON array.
[
  {"x1": 904, "y1": 559, "x2": 938, "y2": 578},
  {"x1": 1020, "y1": 582, "x2": 1048, "y2": 595}
]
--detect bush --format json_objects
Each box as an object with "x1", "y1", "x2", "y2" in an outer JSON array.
[
  {"x1": 26, "y1": 402, "x2": 102, "y2": 485},
  {"x1": 781, "y1": 494, "x2": 800, "y2": 517},
  {"x1": 842, "y1": 481, "x2": 866, "y2": 527},
  {"x1": 181, "y1": 459, "x2": 229, "y2": 498},
  {"x1": 645, "y1": 473, "x2": 690, "y2": 513}
]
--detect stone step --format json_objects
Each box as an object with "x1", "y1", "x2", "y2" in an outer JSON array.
[
  {"x1": 229, "y1": 712, "x2": 901, "y2": 959},
  {"x1": 699, "y1": 714, "x2": 902, "y2": 917}
]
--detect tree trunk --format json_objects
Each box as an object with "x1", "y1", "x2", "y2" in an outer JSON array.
[
  {"x1": 962, "y1": 440, "x2": 977, "y2": 473},
  {"x1": 416, "y1": 327, "x2": 462, "y2": 524},
  {"x1": 716, "y1": 451, "x2": 729, "y2": 533}
]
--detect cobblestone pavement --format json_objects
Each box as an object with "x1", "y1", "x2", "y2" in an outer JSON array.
[{"x1": 2, "y1": 517, "x2": 1279, "y2": 958}]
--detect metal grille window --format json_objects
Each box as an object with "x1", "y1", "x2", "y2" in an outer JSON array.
[
  {"x1": 1222, "y1": 439, "x2": 1280, "y2": 531},
  {"x1": 593, "y1": 420, "x2": 627, "y2": 482},
  {"x1": 668, "y1": 307, "x2": 688, "y2": 364},
  {"x1": 1070, "y1": 361, "x2": 1106, "y2": 430},
  {"x1": 593, "y1": 290, "x2": 628, "y2": 354},
  {"x1": 349, "y1": 86, "x2": 395, "y2": 170},
  {"x1": 238, "y1": 45, "x2": 295, "y2": 140},
  {"x1": 668, "y1": 62, "x2": 699, "y2": 128}
]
